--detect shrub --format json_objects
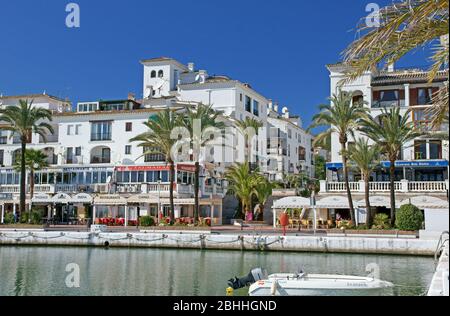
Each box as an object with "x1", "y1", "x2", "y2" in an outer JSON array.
[
  {"x1": 139, "y1": 216, "x2": 155, "y2": 227},
  {"x1": 31, "y1": 211, "x2": 42, "y2": 225},
  {"x1": 395, "y1": 204, "x2": 424, "y2": 231},
  {"x1": 20, "y1": 212, "x2": 29, "y2": 224},
  {"x1": 3, "y1": 213, "x2": 15, "y2": 224},
  {"x1": 338, "y1": 220, "x2": 355, "y2": 230},
  {"x1": 372, "y1": 213, "x2": 391, "y2": 230}
]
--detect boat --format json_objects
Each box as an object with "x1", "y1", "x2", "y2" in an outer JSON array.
[{"x1": 228, "y1": 268, "x2": 394, "y2": 296}]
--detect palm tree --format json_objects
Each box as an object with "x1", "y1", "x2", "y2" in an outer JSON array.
[
  {"x1": 343, "y1": 0, "x2": 448, "y2": 129},
  {"x1": 14, "y1": 149, "x2": 49, "y2": 221},
  {"x1": 308, "y1": 91, "x2": 368, "y2": 224},
  {"x1": 183, "y1": 104, "x2": 225, "y2": 225},
  {"x1": 0, "y1": 100, "x2": 53, "y2": 216},
  {"x1": 253, "y1": 176, "x2": 273, "y2": 221},
  {"x1": 131, "y1": 109, "x2": 184, "y2": 222},
  {"x1": 360, "y1": 107, "x2": 422, "y2": 225},
  {"x1": 235, "y1": 117, "x2": 263, "y2": 167},
  {"x1": 225, "y1": 162, "x2": 261, "y2": 219},
  {"x1": 347, "y1": 138, "x2": 379, "y2": 227}
]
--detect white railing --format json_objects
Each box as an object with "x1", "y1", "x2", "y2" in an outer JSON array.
[
  {"x1": 55, "y1": 184, "x2": 79, "y2": 193},
  {"x1": 0, "y1": 185, "x2": 20, "y2": 193},
  {"x1": 177, "y1": 184, "x2": 194, "y2": 195},
  {"x1": 0, "y1": 184, "x2": 55, "y2": 194},
  {"x1": 147, "y1": 184, "x2": 171, "y2": 193},
  {"x1": 35, "y1": 185, "x2": 55, "y2": 193},
  {"x1": 322, "y1": 180, "x2": 449, "y2": 193},
  {"x1": 326, "y1": 182, "x2": 360, "y2": 192},
  {"x1": 409, "y1": 181, "x2": 448, "y2": 192}
]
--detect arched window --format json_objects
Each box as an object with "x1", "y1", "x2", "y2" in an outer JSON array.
[
  {"x1": 158, "y1": 70, "x2": 164, "y2": 78},
  {"x1": 151, "y1": 70, "x2": 156, "y2": 78}
]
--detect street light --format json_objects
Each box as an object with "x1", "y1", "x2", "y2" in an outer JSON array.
[{"x1": 157, "y1": 177, "x2": 162, "y2": 224}]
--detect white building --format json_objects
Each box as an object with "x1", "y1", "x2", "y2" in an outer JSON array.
[
  {"x1": 318, "y1": 63, "x2": 449, "y2": 237},
  {"x1": 266, "y1": 103, "x2": 314, "y2": 181},
  {"x1": 0, "y1": 57, "x2": 315, "y2": 225}
]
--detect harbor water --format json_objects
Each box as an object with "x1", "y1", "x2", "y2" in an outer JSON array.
[{"x1": 0, "y1": 246, "x2": 434, "y2": 296}]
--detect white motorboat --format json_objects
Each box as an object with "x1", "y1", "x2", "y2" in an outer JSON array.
[{"x1": 228, "y1": 268, "x2": 394, "y2": 296}]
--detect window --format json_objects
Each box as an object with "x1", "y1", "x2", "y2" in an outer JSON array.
[
  {"x1": 374, "y1": 90, "x2": 402, "y2": 107},
  {"x1": 413, "y1": 109, "x2": 433, "y2": 131},
  {"x1": 125, "y1": 122, "x2": 132, "y2": 132},
  {"x1": 418, "y1": 88, "x2": 433, "y2": 105},
  {"x1": 288, "y1": 129, "x2": 292, "y2": 139},
  {"x1": 414, "y1": 141, "x2": 427, "y2": 160},
  {"x1": 158, "y1": 70, "x2": 164, "y2": 78},
  {"x1": 91, "y1": 121, "x2": 112, "y2": 141},
  {"x1": 75, "y1": 147, "x2": 82, "y2": 156},
  {"x1": 66, "y1": 148, "x2": 74, "y2": 164},
  {"x1": 0, "y1": 131, "x2": 7, "y2": 144},
  {"x1": 429, "y1": 141, "x2": 442, "y2": 160},
  {"x1": 75, "y1": 125, "x2": 81, "y2": 135},
  {"x1": 0, "y1": 150, "x2": 4, "y2": 166},
  {"x1": 298, "y1": 146, "x2": 306, "y2": 161},
  {"x1": 67, "y1": 125, "x2": 73, "y2": 135},
  {"x1": 144, "y1": 147, "x2": 165, "y2": 162},
  {"x1": 240, "y1": 94, "x2": 243, "y2": 102},
  {"x1": 253, "y1": 100, "x2": 259, "y2": 116},
  {"x1": 151, "y1": 70, "x2": 156, "y2": 78},
  {"x1": 125, "y1": 145, "x2": 132, "y2": 155},
  {"x1": 245, "y1": 96, "x2": 252, "y2": 113}
]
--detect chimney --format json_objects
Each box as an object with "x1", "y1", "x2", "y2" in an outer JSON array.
[
  {"x1": 282, "y1": 107, "x2": 289, "y2": 119},
  {"x1": 387, "y1": 63, "x2": 395, "y2": 72},
  {"x1": 188, "y1": 63, "x2": 195, "y2": 72},
  {"x1": 128, "y1": 92, "x2": 136, "y2": 101},
  {"x1": 268, "y1": 100, "x2": 273, "y2": 111},
  {"x1": 274, "y1": 102, "x2": 279, "y2": 113},
  {"x1": 198, "y1": 70, "x2": 207, "y2": 84}
]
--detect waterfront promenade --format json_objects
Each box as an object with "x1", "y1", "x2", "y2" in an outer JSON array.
[{"x1": 0, "y1": 228, "x2": 438, "y2": 256}]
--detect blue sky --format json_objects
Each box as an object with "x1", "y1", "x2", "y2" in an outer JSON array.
[{"x1": 0, "y1": 0, "x2": 433, "y2": 129}]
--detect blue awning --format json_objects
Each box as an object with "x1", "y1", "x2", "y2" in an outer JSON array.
[
  {"x1": 327, "y1": 160, "x2": 448, "y2": 171},
  {"x1": 326, "y1": 163, "x2": 344, "y2": 171},
  {"x1": 381, "y1": 160, "x2": 449, "y2": 168}
]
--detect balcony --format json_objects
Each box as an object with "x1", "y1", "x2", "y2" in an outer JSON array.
[
  {"x1": 320, "y1": 180, "x2": 449, "y2": 193},
  {"x1": 90, "y1": 133, "x2": 112, "y2": 142},
  {"x1": 40, "y1": 134, "x2": 59, "y2": 144},
  {"x1": 372, "y1": 100, "x2": 406, "y2": 108},
  {"x1": 0, "y1": 184, "x2": 55, "y2": 194},
  {"x1": 90, "y1": 156, "x2": 111, "y2": 164}
]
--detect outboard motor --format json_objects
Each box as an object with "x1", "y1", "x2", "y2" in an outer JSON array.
[{"x1": 228, "y1": 268, "x2": 267, "y2": 290}]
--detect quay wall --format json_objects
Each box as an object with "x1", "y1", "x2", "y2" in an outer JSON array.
[{"x1": 0, "y1": 231, "x2": 438, "y2": 256}]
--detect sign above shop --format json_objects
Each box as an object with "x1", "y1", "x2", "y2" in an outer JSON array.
[{"x1": 115, "y1": 165, "x2": 170, "y2": 172}]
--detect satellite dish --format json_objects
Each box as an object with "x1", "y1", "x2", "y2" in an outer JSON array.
[{"x1": 144, "y1": 87, "x2": 152, "y2": 99}]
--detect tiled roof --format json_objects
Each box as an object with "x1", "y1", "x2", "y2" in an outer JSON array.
[
  {"x1": 205, "y1": 75, "x2": 232, "y2": 83},
  {"x1": 53, "y1": 108, "x2": 161, "y2": 117},
  {"x1": 140, "y1": 56, "x2": 174, "y2": 63},
  {"x1": 372, "y1": 69, "x2": 449, "y2": 86},
  {"x1": 0, "y1": 93, "x2": 70, "y2": 103}
]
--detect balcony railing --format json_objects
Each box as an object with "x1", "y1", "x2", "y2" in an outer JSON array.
[
  {"x1": 372, "y1": 100, "x2": 406, "y2": 108},
  {"x1": 321, "y1": 180, "x2": 449, "y2": 193},
  {"x1": 90, "y1": 133, "x2": 112, "y2": 141},
  {"x1": 90, "y1": 156, "x2": 111, "y2": 164}
]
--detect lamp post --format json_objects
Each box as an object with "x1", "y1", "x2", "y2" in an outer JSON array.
[{"x1": 157, "y1": 177, "x2": 162, "y2": 224}]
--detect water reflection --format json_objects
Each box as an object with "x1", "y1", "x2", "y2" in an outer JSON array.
[{"x1": 0, "y1": 247, "x2": 434, "y2": 296}]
